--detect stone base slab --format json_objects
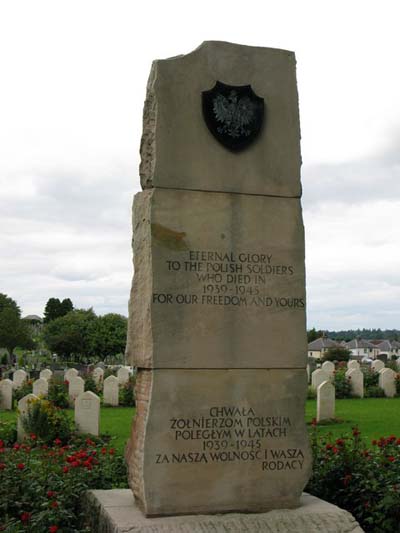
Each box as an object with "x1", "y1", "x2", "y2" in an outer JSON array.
[{"x1": 84, "y1": 490, "x2": 364, "y2": 533}]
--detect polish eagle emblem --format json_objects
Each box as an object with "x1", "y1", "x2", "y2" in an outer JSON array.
[{"x1": 202, "y1": 81, "x2": 265, "y2": 152}]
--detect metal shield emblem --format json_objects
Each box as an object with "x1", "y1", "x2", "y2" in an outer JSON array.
[{"x1": 202, "y1": 81, "x2": 265, "y2": 152}]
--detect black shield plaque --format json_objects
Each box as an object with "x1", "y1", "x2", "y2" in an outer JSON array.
[{"x1": 202, "y1": 81, "x2": 265, "y2": 152}]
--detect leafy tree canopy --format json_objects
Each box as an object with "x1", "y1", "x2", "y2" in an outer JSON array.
[
  {"x1": 307, "y1": 328, "x2": 324, "y2": 343},
  {"x1": 0, "y1": 307, "x2": 35, "y2": 360},
  {"x1": 43, "y1": 309, "x2": 127, "y2": 362},
  {"x1": 0, "y1": 293, "x2": 20, "y2": 317},
  {"x1": 43, "y1": 297, "x2": 74, "y2": 323}
]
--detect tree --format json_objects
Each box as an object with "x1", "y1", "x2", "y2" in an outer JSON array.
[
  {"x1": 0, "y1": 293, "x2": 20, "y2": 317},
  {"x1": 43, "y1": 298, "x2": 74, "y2": 323},
  {"x1": 0, "y1": 307, "x2": 35, "y2": 362},
  {"x1": 307, "y1": 328, "x2": 323, "y2": 343},
  {"x1": 60, "y1": 298, "x2": 73, "y2": 316},
  {"x1": 322, "y1": 346, "x2": 351, "y2": 362},
  {"x1": 43, "y1": 308, "x2": 96, "y2": 361},
  {"x1": 87, "y1": 313, "x2": 127, "y2": 359}
]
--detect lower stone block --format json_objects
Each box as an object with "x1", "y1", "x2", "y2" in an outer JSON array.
[
  {"x1": 125, "y1": 368, "x2": 312, "y2": 516},
  {"x1": 84, "y1": 490, "x2": 364, "y2": 532}
]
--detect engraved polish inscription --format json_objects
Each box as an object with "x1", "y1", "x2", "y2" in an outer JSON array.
[{"x1": 153, "y1": 405, "x2": 305, "y2": 473}]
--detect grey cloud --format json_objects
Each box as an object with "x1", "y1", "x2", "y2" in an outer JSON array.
[{"x1": 302, "y1": 133, "x2": 400, "y2": 208}]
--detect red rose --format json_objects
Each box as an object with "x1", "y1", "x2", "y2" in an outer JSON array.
[
  {"x1": 0, "y1": 440, "x2": 3, "y2": 448},
  {"x1": 332, "y1": 447, "x2": 339, "y2": 454},
  {"x1": 17, "y1": 463, "x2": 25, "y2": 470},
  {"x1": 30, "y1": 433, "x2": 37, "y2": 441},
  {"x1": 0, "y1": 464, "x2": 5, "y2": 470},
  {"x1": 50, "y1": 500, "x2": 58, "y2": 509},
  {"x1": 388, "y1": 456, "x2": 395, "y2": 462},
  {"x1": 13, "y1": 443, "x2": 20, "y2": 450},
  {"x1": 109, "y1": 448, "x2": 115, "y2": 455},
  {"x1": 54, "y1": 438, "x2": 62, "y2": 446},
  {"x1": 47, "y1": 491, "x2": 56, "y2": 498},
  {"x1": 49, "y1": 526, "x2": 59, "y2": 533},
  {"x1": 63, "y1": 466, "x2": 69, "y2": 474},
  {"x1": 20, "y1": 512, "x2": 31, "y2": 523}
]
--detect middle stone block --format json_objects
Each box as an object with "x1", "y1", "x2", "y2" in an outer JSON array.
[{"x1": 128, "y1": 187, "x2": 307, "y2": 369}]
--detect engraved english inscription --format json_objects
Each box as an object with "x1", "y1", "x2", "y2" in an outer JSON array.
[{"x1": 153, "y1": 249, "x2": 304, "y2": 309}]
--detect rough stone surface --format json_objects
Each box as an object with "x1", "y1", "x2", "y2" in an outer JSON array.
[
  {"x1": 32, "y1": 377, "x2": 48, "y2": 397},
  {"x1": 379, "y1": 368, "x2": 396, "y2": 397},
  {"x1": 40, "y1": 368, "x2": 53, "y2": 381},
  {"x1": 371, "y1": 360, "x2": 384, "y2": 372},
  {"x1": 13, "y1": 369, "x2": 27, "y2": 389},
  {"x1": 84, "y1": 490, "x2": 364, "y2": 533},
  {"x1": 139, "y1": 41, "x2": 301, "y2": 198},
  {"x1": 127, "y1": 188, "x2": 306, "y2": 370},
  {"x1": 346, "y1": 369, "x2": 364, "y2": 398},
  {"x1": 311, "y1": 369, "x2": 329, "y2": 390},
  {"x1": 68, "y1": 376, "x2": 85, "y2": 403},
  {"x1": 75, "y1": 391, "x2": 100, "y2": 436},
  {"x1": 104, "y1": 375, "x2": 119, "y2": 406},
  {"x1": 126, "y1": 368, "x2": 311, "y2": 516},
  {"x1": 317, "y1": 381, "x2": 335, "y2": 422},
  {"x1": 0, "y1": 379, "x2": 13, "y2": 410},
  {"x1": 17, "y1": 393, "x2": 39, "y2": 441}
]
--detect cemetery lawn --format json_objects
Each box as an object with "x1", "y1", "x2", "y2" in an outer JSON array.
[
  {"x1": 305, "y1": 397, "x2": 400, "y2": 442},
  {"x1": 2, "y1": 399, "x2": 400, "y2": 452}
]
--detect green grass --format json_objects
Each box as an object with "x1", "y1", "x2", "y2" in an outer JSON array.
[
  {"x1": 305, "y1": 397, "x2": 400, "y2": 443},
  {"x1": 2, "y1": 398, "x2": 400, "y2": 453}
]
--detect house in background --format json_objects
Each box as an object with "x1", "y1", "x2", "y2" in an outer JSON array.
[
  {"x1": 344, "y1": 338, "x2": 379, "y2": 360},
  {"x1": 307, "y1": 336, "x2": 339, "y2": 360}
]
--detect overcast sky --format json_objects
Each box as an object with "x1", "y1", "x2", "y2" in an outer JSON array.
[{"x1": 1, "y1": 0, "x2": 400, "y2": 330}]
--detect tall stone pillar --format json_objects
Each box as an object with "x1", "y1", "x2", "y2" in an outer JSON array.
[{"x1": 125, "y1": 41, "x2": 312, "y2": 517}]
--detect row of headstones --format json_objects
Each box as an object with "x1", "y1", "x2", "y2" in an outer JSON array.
[
  {"x1": 310, "y1": 359, "x2": 397, "y2": 398},
  {"x1": 0, "y1": 366, "x2": 131, "y2": 410},
  {"x1": 17, "y1": 391, "x2": 101, "y2": 441}
]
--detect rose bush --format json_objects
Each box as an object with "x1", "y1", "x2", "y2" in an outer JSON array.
[
  {"x1": 0, "y1": 433, "x2": 127, "y2": 532},
  {"x1": 307, "y1": 426, "x2": 400, "y2": 532}
]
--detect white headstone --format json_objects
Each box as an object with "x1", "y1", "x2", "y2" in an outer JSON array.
[
  {"x1": 93, "y1": 367, "x2": 104, "y2": 385},
  {"x1": 347, "y1": 368, "x2": 364, "y2": 398},
  {"x1": 68, "y1": 376, "x2": 85, "y2": 403},
  {"x1": 311, "y1": 369, "x2": 329, "y2": 390},
  {"x1": 40, "y1": 369, "x2": 53, "y2": 381},
  {"x1": 17, "y1": 393, "x2": 39, "y2": 441},
  {"x1": 347, "y1": 360, "x2": 360, "y2": 371},
  {"x1": 117, "y1": 367, "x2": 130, "y2": 385},
  {"x1": 32, "y1": 377, "x2": 49, "y2": 397},
  {"x1": 13, "y1": 369, "x2": 27, "y2": 389},
  {"x1": 75, "y1": 391, "x2": 100, "y2": 436},
  {"x1": 0, "y1": 379, "x2": 13, "y2": 410},
  {"x1": 103, "y1": 375, "x2": 119, "y2": 406},
  {"x1": 321, "y1": 361, "x2": 335, "y2": 379},
  {"x1": 371, "y1": 360, "x2": 385, "y2": 373},
  {"x1": 379, "y1": 368, "x2": 396, "y2": 397},
  {"x1": 65, "y1": 368, "x2": 79, "y2": 382},
  {"x1": 317, "y1": 380, "x2": 335, "y2": 422},
  {"x1": 306, "y1": 364, "x2": 310, "y2": 384}
]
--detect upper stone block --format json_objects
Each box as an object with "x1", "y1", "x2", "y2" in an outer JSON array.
[{"x1": 140, "y1": 41, "x2": 301, "y2": 197}]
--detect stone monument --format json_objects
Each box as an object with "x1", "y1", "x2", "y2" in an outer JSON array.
[
  {"x1": 86, "y1": 41, "x2": 364, "y2": 532},
  {"x1": 125, "y1": 40, "x2": 311, "y2": 516}
]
